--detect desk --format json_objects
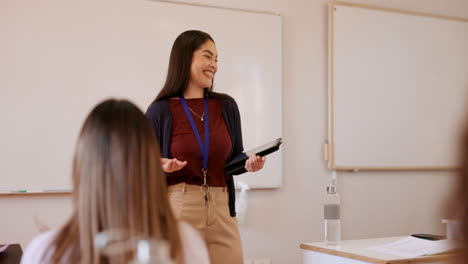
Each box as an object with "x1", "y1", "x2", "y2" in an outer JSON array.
[{"x1": 300, "y1": 236, "x2": 455, "y2": 264}]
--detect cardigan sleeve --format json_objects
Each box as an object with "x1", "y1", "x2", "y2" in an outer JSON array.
[
  {"x1": 225, "y1": 97, "x2": 247, "y2": 175},
  {"x1": 145, "y1": 102, "x2": 162, "y2": 142},
  {"x1": 145, "y1": 100, "x2": 171, "y2": 158}
]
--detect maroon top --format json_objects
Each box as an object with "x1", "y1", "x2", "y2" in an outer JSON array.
[{"x1": 167, "y1": 98, "x2": 232, "y2": 187}]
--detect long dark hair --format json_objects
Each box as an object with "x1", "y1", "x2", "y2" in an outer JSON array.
[
  {"x1": 155, "y1": 30, "x2": 229, "y2": 101},
  {"x1": 46, "y1": 99, "x2": 182, "y2": 263}
]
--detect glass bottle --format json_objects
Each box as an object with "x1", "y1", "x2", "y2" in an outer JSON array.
[{"x1": 324, "y1": 185, "x2": 341, "y2": 245}]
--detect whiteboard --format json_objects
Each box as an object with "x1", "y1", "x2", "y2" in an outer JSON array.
[
  {"x1": 328, "y1": 3, "x2": 468, "y2": 170},
  {"x1": 0, "y1": 0, "x2": 282, "y2": 191}
]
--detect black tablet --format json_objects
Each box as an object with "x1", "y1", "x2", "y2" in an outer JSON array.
[
  {"x1": 224, "y1": 138, "x2": 283, "y2": 175},
  {"x1": 245, "y1": 138, "x2": 283, "y2": 157}
]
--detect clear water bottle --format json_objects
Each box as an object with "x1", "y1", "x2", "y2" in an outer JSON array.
[{"x1": 324, "y1": 185, "x2": 341, "y2": 245}]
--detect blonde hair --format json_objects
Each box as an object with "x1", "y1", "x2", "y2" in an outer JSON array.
[{"x1": 46, "y1": 99, "x2": 182, "y2": 263}]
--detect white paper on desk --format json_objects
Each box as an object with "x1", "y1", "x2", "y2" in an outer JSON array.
[
  {"x1": 0, "y1": 244, "x2": 9, "y2": 253},
  {"x1": 367, "y1": 237, "x2": 457, "y2": 258}
]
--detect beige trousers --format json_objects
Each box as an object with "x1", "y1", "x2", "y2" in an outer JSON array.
[{"x1": 168, "y1": 182, "x2": 244, "y2": 264}]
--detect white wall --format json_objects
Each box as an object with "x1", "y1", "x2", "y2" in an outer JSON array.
[{"x1": 1, "y1": 0, "x2": 467, "y2": 263}]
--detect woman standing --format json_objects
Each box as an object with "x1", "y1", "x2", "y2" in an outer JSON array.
[{"x1": 146, "y1": 30, "x2": 266, "y2": 263}]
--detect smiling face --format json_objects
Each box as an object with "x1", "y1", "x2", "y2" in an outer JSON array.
[{"x1": 187, "y1": 40, "x2": 218, "y2": 93}]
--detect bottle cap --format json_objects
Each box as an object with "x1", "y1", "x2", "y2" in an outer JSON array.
[{"x1": 327, "y1": 186, "x2": 336, "y2": 193}]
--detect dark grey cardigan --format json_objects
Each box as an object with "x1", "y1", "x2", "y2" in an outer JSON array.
[{"x1": 145, "y1": 97, "x2": 246, "y2": 217}]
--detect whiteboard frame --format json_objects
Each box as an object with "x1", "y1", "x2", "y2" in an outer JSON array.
[
  {"x1": 146, "y1": 0, "x2": 281, "y2": 16},
  {"x1": 327, "y1": 1, "x2": 468, "y2": 171}
]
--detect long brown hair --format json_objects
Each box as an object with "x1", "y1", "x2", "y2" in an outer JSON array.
[
  {"x1": 155, "y1": 30, "x2": 229, "y2": 101},
  {"x1": 46, "y1": 99, "x2": 182, "y2": 263}
]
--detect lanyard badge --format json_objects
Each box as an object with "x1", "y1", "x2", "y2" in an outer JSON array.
[{"x1": 179, "y1": 97, "x2": 210, "y2": 196}]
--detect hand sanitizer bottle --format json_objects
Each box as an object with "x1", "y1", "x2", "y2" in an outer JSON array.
[{"x1": 324, "y1": 185, "x2": 341, "y2": 245}]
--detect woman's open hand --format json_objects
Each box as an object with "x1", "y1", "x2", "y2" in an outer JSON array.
[
  {"x1": 245, "y1": 155, "x2": 266, "y2": 172},
  {"x1": 161, "y1": 158, "x2": 187, "y2": 173}
]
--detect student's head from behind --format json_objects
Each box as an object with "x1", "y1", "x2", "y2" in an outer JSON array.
[
  {"x1": 49, "y1": 99, "x2": 181, "y2": 263},
  {"x1": 156, "y1": 30, "x2": 217, "y2": 100},
  {"x1": 73, "y1": 99, "x2": 167, "y2": 229}
]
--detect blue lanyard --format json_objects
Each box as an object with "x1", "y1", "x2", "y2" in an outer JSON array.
[{"x1": 179, "y1": 97, "x2": 210, "y2": 170}]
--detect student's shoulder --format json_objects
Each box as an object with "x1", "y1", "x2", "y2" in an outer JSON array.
[
  {"x1": 21, "y1": 230, "x2": 58, "y2": 264},
  {"x1": 26, "y1": 230, "x2": 57, "y2": 252}
]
